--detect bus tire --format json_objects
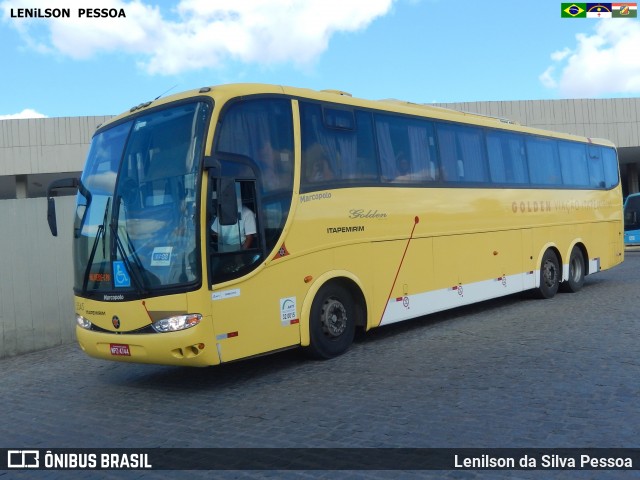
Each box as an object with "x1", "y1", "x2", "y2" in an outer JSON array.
[
  {"x1": 305, "y1": 283, "x2": 356, "y2": 359},
  {"x1": 537, "y1": 249, "x2": 560, "y2": 299},
  {"x1": 560, "y1": 246, "x2": 585, "y2": 293}
]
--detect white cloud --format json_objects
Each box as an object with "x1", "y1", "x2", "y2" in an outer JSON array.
[
  {"x1": 541, "y1": 19, "x2": 640, "y2": 97},
  {"x1": 539, "y1": 66, "x2": 557, "y2": 89},
  {"x1": 550, "y1": 47, "x2": 571, "y2": 62},
  {"x1": 2, "y1": 0, "x2": 395, "y2": 75},
  {"x1": 0, "y1": 109, "x2": 48, "y2": 120}
]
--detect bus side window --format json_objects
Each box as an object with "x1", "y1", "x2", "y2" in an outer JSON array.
[
  {"x1": 216, "y1": 98, "x2": 294, "y2": 195},
  {"x1": 375, "y1": 113, "x2": 437, "y2": 184},
  {"x1": 588, "y1": 146, "x2": 606, "y2": 188},
  {"x1": 300, "y1": 103, "x2": 377, "y2": 188},
  {"x1": 526, "y1": 137, "x2": 562, "y2": 186},
  {"x1": 602, "y1": 147, "x2": 619, "y2": 188},
  {"x1": 558, "y1": 141, "x2": 589, "y2": 187},
  {"x1": 487, "y1": 132, "x2": 529, "y2": 184}
]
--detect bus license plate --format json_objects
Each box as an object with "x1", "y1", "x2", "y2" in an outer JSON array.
[{"x1": 110, "y1": 343, "x2": 131, "y2": 356}]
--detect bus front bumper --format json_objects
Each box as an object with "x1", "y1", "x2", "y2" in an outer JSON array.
[{"x1": 76, "y1": 319, "x2": 219, "y2": 367}]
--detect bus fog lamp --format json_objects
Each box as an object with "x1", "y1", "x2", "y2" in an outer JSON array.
[
  {"x1": 152, "y1": 313, "x2": 202, "y2": 333},
  {"x1": 76, "y1": 314, "x2": 92, "y2": 330}
]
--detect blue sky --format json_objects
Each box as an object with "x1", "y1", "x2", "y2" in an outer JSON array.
[{"x1": 1, "y1": 0, "x2": 640, "y2": 119}]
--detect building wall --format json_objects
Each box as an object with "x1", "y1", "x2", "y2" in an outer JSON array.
[
  {"x1": 0, "y1": 196, "x2": 76, "y2": 357},
  {"x1": 0, "y1": 116, "x2": 112, "y2": 199},
  {"x1": 0, "y1": 116, "x2": 111, "y2": 175},
  {"x1": 0, "y1": 116, "x2": 110, "y2": 359}
]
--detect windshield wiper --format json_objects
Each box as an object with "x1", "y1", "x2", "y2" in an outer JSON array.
[
  {"x1": 110, "y1": 195, "x2": 147, "y2": 296},
  {"x1": 81, "y1": 197, "x2": 110, "y2": 293}
]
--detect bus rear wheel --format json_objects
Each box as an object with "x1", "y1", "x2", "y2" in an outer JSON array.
[
  {"x1": 305, "y1": 283, "x2": 355, "y2": 359},
  {"x1": 560, "y1": 246, "x2": 585, "y2": 293},
  {"x1": 537, "y1": 249, "x2": 560, "y2": 299}
]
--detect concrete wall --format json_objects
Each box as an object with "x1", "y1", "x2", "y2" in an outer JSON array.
[
  {"x1": 0, "y1": 196, "x2": 76, "y2": 358},
  {"x1": 0, "y1": 116, "x2": 112, "y2": 199},
  {"x1": 0, "y1": 116, "x2": 111, "y2": 176},
  {"x1": 0, "y1": 116, "x2": 111, "y2": 358}
]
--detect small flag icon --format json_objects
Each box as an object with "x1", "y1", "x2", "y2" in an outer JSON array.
[
  {"x1": 561, "y1": 3, "x2": 587, "y2": 17},
  {"x1": 586, "y1": 3, "x2": 613, "y2": 17},
  {"x1": 612, "y1": 2, "x2": 638, "y2": 16}
]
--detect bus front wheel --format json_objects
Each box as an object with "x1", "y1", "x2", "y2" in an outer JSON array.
[
  {"x1": 305, "y1": 283, "x2": 356, "y2": 359},
  {"x1": 537, "y1": 249, "x2": 560, "y2": 299},
  {"x1": 560, "y1": 246, "x2": 585, "y2": 293}
]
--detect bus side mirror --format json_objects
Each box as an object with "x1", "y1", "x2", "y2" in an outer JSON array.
[
  {"x1": 203, "y1": 156, "x2": 221, "y2": 176},
  {"x1": 219, "y1": 178, "x2": 238, "y2": 226},
  {"x1": 47, "y1": 197, "x2": 58, "y2": 236},
  {"x1": 46, "y1": 177, "x2": 80, "y2": 237}
]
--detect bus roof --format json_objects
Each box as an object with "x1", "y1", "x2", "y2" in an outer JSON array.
[{"x1": 103, "y1": 83, "x2": 616, "y2": 147}]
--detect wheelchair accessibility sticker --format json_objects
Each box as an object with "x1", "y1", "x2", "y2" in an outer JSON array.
[{"x1": 113, "y1": 261, "x2": 131, "y2": 288}]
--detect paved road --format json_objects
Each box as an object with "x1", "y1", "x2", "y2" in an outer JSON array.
[{"x1": 2, "y1": 251, "x2": 639, "y2": 480}]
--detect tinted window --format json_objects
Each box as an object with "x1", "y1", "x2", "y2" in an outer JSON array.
[
  {"x1": 324, "y1": 108, "x2": 355, "y2": 129},
  {"x1": 375, "y1": 114, "x2": 438, "y2": 183},
  {"x1": 435, "y1": 123, "x2": 489, "y2": 183},
  {"x1": 216, "y1": 98, "x2": 295, "y2": 254},
  {"x1": 486, "y1": 131, "x2": 529, "y2": 184},
  {"x1": 300, "y1": 102, "x2": 377, "y2": 190},
  {"x1": 587, "y1": 145, "x2": 606, "y2": 188},
  {"x1": 526, "y1": 137, "x2": 562, "y2": 185},
  {"x1": 602, "y1": 147, "x2": 619, "y2": 188},
  {"x1": 558, "y1": 141, "x2": 589, "y2": 187},
  {"x1": 217, "y1": 98, "x2": 294, "y2": 193},
  {"x1": 303, "y1": 103, "x2": 618, "y2": 192}
]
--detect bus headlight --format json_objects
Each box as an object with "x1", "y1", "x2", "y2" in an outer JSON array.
[
  {"x1": 76, "y1": 314, "x2": 92, "y2": 330},
  {"x1": 152, "y1": 313, "x2": 202, "y2": 333}
]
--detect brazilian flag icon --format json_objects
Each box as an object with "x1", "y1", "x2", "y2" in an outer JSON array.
[{"x1": 561, "y1": 3, "x2": 587, "y2": 16}]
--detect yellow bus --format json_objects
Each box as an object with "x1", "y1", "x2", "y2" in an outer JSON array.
[{"x1": 47, "y1": 83, "x2": 624, "y2": 366}]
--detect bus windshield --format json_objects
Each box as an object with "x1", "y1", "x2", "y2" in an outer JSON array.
[{"x1": 73, "y1": 101, "x2": 210, "y2": 297}]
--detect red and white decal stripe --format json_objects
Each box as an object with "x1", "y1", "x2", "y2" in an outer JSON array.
[
  {"x1": 216, "y1": 331, "x2": 239, "y2": 341},
  {"x1": 380, "y1": 271, "x2": 539, "y2": 326}
]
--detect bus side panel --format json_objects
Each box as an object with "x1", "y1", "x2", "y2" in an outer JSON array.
[
  {"x1": 611, "y1": 221, "x2": 625, "y2": 268},
  {"x1": 210, "y1": 262, "x2": 303, "y2": 362},
  {"x1": 367, "y1": 237, "x2": 436, "y2": 328},
  {"x1": 376, "y1": 229, "x2": 527, "y2": 326}
]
